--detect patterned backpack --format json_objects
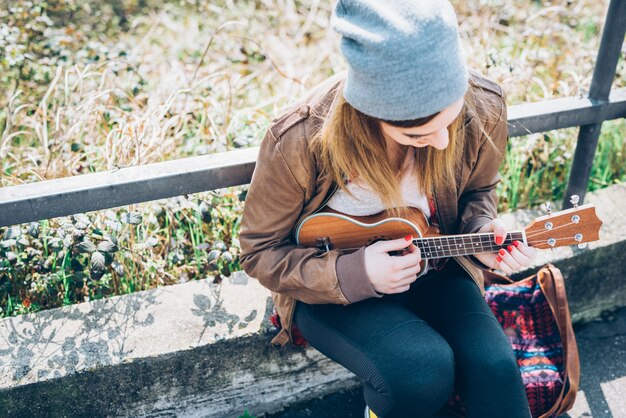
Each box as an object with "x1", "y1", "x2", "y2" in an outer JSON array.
[{"x1": 444, "y1": 264, "x2": 580, "y2": 418}]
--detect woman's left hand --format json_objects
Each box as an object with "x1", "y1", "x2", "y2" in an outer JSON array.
[{"x1": 473, "y1": 218, "x2": 538, "y2": 274}]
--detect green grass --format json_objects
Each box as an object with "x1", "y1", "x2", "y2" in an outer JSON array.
[
  {"x1": 0, "y1": 191, "x2": 243, "y2": 317},
  {"x1": 499, "y1": 119, "x2": 626, "y2": 212}
]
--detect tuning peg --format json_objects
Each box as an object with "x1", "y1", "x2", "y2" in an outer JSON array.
[
  {"x1": 577, "y1": 243, "x2": 588, "y2": 249},
  {"x1": 570, "y1": 195, "x2": 580, "y2": 208},
  {"x1": 543, "y1": 202, "x2": 552, "y2": 216}
]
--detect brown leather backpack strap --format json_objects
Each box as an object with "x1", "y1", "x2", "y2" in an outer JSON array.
[
  {"x1": 537, "y1": 264, "x2": 580, "y2": 417},
  {"x1": 550, "y1": 264, "x2": 580, "y2": 412},
  {"x1": 537, "y1": 265, "x2": 568, "y2": 418}
]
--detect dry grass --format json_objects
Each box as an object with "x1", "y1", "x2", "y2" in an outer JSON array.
[{"x1": 1, "y1": 0, "x2": 622, "y2": 187}]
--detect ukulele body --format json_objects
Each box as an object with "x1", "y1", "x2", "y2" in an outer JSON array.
[{"x1": 295, "y1": 206, "x2": 437, "y2": 276}]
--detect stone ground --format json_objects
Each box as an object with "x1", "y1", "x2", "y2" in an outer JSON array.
[{"x1": 262, "y1": 306, "x2": 626, "y2": 418}]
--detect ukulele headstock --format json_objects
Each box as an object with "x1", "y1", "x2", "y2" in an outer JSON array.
[{"x1": 524, "y1": 199, "x2": 602, "y2": 250}]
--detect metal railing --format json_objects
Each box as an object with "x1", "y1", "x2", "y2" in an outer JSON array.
[
  {"x1": 1, "y1": 0, "x2": 625, "y2": 228},
  {"x1": 563, "y1": 0, "x2": 626, "y2": 209}
]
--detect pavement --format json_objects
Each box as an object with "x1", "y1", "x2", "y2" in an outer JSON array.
[{"x1": 263, "y1": 306, "x2": 626, "y2": 418}]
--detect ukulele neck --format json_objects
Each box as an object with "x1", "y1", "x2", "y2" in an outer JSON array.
[{"x1": 413, "y1": 231, "x2": 526, "y2": 259}]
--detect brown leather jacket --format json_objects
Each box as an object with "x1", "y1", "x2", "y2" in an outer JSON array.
[{"x1": 239, "y1": 69, "x2": 508, "y2": 347}]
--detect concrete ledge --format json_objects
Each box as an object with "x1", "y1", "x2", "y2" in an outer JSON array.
[
  {"x1": 1, "y1": 332, "x2": 359, "y2": 417},
  {"x1": 0, "y1": 183, "x2": 624, "y2": 417},
  {"x1": 0, "y1": 270, "x2": 359, "y2": 417}
]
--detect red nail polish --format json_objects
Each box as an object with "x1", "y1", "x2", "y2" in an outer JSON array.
[
  {"x1": 405, "y1": 235, "x2": 412, "y2": 241},
  {"x1": 507, "y1": 245, "x2": 514, "y2": 252},
  {"x1": 498, "y1": 249, "x2": 506, "y2": 256},
  {"x1": 514, "y1": 240, "x2": 520, "y2": 247},
  {"x1": 496, "y1": 256, "x2": 502, "y2": 263},
  {"x1": 495, "y1": 236, "x2": 504, "y2": 245}
]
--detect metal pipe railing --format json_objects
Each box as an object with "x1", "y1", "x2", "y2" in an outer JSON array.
[
  {"x1": 562, "y1": 0, "x2": 626, "y2": 209},
  {"x1": 1, "y1": 90, "x2": 626, "y2": 228}
]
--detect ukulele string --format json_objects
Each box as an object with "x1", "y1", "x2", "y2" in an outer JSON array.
[
  {"x1": 462, "y1": 220, "x2": 579, "y2": 244},
  {"x1": 413, "y1": 222, "x2": 580, "y2": 254},
  {"x1": 415, "y1": 235, "x2": 578, "y2": 250},
  {"x1": 523, "y1": 219, "x2": 578, "y2": 240},
  {"x1": 431, "y1": 219, "x2": 580, "y2": 245},
  {"x1": 414, "y1": 231, "x2": 524, "y2": 248},
  {"x1": 413, "y1": 232, "x2": 525, "y2": 256},
  {"x1": 412, "y1": 237, "x2": 575, "y2": 258}
]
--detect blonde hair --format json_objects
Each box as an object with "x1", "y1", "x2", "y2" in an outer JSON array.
[{"x1": 309, "y1": 78, "x2": 501, "y2": 219}]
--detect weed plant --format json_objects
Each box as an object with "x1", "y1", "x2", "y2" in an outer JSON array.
[{"x1": 0, "y1": 0, "x2": 624, "y2": 317}]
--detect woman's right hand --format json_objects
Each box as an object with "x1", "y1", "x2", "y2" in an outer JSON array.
[{"x1": 363, "y1": 235, "x2": 422, "y2": 294}]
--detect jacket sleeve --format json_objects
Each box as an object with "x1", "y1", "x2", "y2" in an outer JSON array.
[
  {"x1": 457, "y1": 95, "x2": 508, "y2": 269},
  {"x1": 239, "y1": 127, "x2": 378, "y2": 305}
]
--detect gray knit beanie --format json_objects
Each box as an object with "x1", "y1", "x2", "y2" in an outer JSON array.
[{"x1": 331, "y1": 0, "x2": 469, "y2": 121}]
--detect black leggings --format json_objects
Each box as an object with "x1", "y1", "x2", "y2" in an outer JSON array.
[{"x1": 293, "y1": 260, "x2": 532, "y2": 418}]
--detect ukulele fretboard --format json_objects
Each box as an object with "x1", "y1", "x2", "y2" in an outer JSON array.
[{"x1": 414, "y1": 231, "x2": 525, "y2": 259}]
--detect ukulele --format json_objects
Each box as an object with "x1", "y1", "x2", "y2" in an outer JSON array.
[{"x1": 295, "y1": 195, "x2": 602, "y2": 276}]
